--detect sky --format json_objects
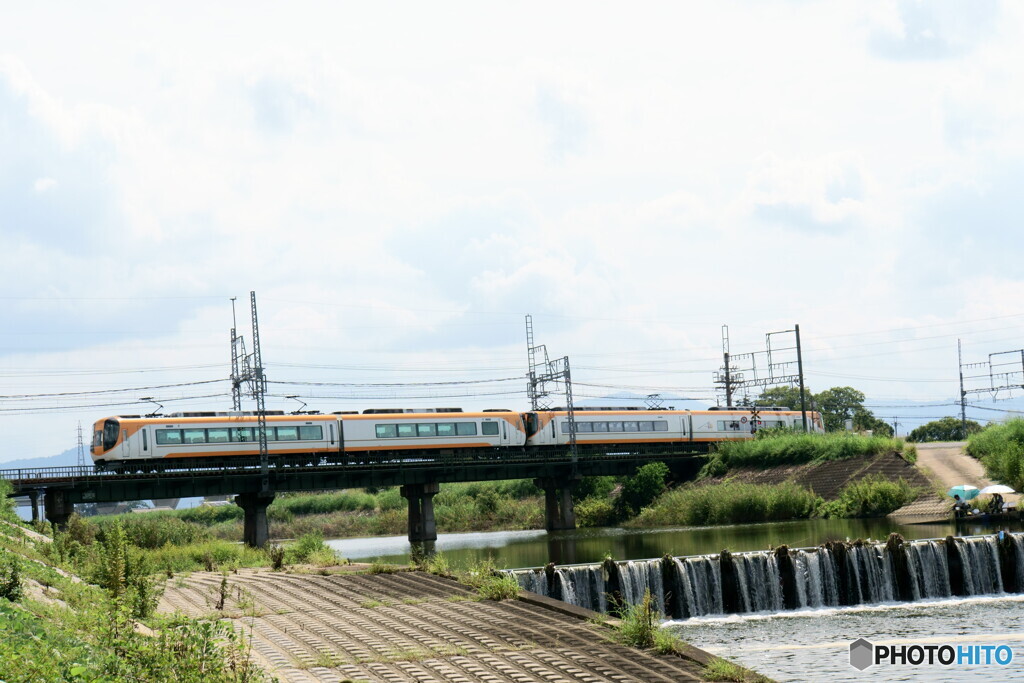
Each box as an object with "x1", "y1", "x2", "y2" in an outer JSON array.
[{"x1": 2, "y1": 1, "x2": 1024, "y2": 462}]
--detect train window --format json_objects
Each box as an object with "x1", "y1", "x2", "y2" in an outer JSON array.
[
  {"x1": 481, "y1": 422, "x2": 499, "y2": 436},
  {"x1": 208, "y1": 428, "x2": 229, "y2": 443},
  {"x1": 298, "y1": 426, "x2": 323, "y2": 440},
  {"x1": 142, "y1": 429, "x2": 148, "y2": 451},
  {"x1": 417, "y1": 423, "x2": 437, "y2": 437},
  {"x1": 593, "y1": 422, "x2": 608, "y2": 432},
  {"x1": 623, "y1": 421, "x2": 639, "y2": 432},
  {"x1": 156, "y1": 429, "x2": 183, "y2": 445},
  {"x1": 265, "y1": 428, "x2": 278, "y2": 441},
  {"x1": 376, "y1": 424, "x2": 398, "y2": 438},
  {"x1": 397, "y1": 423, "x2": 416, "y2": 438},
  {"x1": 437, "y1": 423, "x2": 456, "y2": 437},
  {"x1": 608, "y1": 422, "x2": 624, "y2": 432},
  {"x1": 638, "y1": 421, "x2": 654, "y2": 432},
  {"x1": 654, "y1": 421, "x2": 669, "y2": 431},
  {"x1": 231, "y1": 428, "x2": 254, "y2": 442},
  {"x1": 577, "y1": 422, "x2": 593, "y2": 432},
  {"x1": 277, "y1": 426, "x2": 298, "y2": 441},
  {"x1": 184, "y1": 429, "x2": 206, "y2": 444},
  {"x1": 456, "y1": 422, "x2": 477, "y2": 436}
]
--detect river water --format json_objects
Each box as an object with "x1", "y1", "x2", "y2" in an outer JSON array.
[
  {"x1": 326, "y1": 517, "x2": 1024, "y2": 568},
  {"x1": 326, "y1": 519, "x2": 1024, "y2": 680}
]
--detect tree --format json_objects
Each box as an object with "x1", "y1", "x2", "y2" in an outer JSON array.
[
  {"x1": 907, "y1": 416, "x2": 983, "y2": 442},
  {"x1": 853, "y1": 409, "x2": 894, "y2": 437},
  {"x1": 754, "y1": 385, "x2": 812, "y2": 412},
  {"x1": 616, "y1": 462, "x2": 669, "y2": 517},
  {"x1": 814, "y1": 386, "x2": 867, "y2": 432}
]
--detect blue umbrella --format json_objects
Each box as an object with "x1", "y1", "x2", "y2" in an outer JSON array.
[{"x1": 948, "y1": 485, "x2": 980, "y2": 501}]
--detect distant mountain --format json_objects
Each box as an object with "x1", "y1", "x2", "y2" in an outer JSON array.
[{"x1": 0, "y1": 446, "x2": 80, "y2": 470}]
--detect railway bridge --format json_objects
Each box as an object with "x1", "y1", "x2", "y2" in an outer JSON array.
[{"x1": 2, "y1": 448, "x2": 705, "y2": 546}]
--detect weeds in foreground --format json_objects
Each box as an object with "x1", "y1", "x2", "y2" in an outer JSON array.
[
  {"x1": 615, "y1": 589, "x2": 659, "y2": 649},
  {"x1": 702, "y1": 656, "x2": 766, "y2": 682}
]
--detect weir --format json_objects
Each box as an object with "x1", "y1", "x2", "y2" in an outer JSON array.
[{"x1": 508, "y1": 532, "x2": 1024, "y2": 619}]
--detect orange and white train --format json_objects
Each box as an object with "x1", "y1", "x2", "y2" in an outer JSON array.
[{"x1": 90, "y1": 406, "x2": 823, "y2": 471}]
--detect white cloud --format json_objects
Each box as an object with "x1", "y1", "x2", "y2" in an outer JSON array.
[{"x1": 1, "y1": 2, "x2": 1024, "y2": 458}]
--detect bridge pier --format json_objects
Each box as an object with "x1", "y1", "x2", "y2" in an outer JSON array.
[
  {"x1": 236, "y1": 491, "x2": 276, "y2": 548},
  {"x1": 535, "y1": 477, "x2": 577, "y2": 531},
  {"x1": 28, "y1": 490, "x2": 40, "y2": 522},
  {"x1": 43, "y1": 489, "x2": 73, "y2": 529},
  {"x1": 401, "y1": 483, "x2": 439, "y2": 542}
]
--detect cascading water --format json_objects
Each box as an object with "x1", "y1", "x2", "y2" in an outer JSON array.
[{"x1": 507, "y1": 532, "x2": 1024, "y2": 619}]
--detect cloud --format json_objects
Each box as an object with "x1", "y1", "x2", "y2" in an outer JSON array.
[
  {"x1": 869, "y1": 0, "x2": 1000, "y2": 61},
  {"x1": 535, "y1": 84, "x2": 588, "y2": 160}
]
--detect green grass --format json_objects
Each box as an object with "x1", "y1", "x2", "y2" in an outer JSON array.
[
  {"x1": 967, "y1": 419, "x2": 1024, "y2": 492},
  {"x1": 701, "y1": 431, "x2": 903, "y2": 476},
  {"x1": 630, "y1": 481, "x2": 823, "y2": 527}
]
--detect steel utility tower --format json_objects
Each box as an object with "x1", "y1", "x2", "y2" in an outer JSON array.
[
  {"x1": 714, "y1": 324, "x2": 808, "y2": 431},
  {"x1": 249, "y1": 292, "x2": 269, "y2": 492},
  {"x1": 524, "y1": 315, "x2": 577, "y2": 460},
  {"x1": 959, "y1": 340, "x2": 1024, "y2": 437}
]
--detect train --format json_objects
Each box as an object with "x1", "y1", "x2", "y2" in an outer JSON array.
[{"x1": 90, "y1": 406, "x2": 824, "y2": 471}]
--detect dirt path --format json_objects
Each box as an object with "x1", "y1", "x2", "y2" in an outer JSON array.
[
  {"x1": 160, "y1": 569, "x2": 723, "y2": 682},
  {"x1": 913, "y1": 441, "x2": 993, "y2": 491},
  {"x1": 889, "y1": 442, "x2": 1017, "y2": 522}
]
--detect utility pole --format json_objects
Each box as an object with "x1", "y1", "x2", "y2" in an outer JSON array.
[
  {"x1": 716, "y1": 325, "x2": 734, "y2": 407},
  {"x1": 958, "y1": 339, "x2": 967, "y2": 439},
  {"x1": 76, "y1": 422, "x2": 85, "y2": 467},
  {"x1": 230, "y1": 297, "x2": 242, "y2": 411},
  {"x1": 796, "y1": 324, "x2": 807, "y2": 432}
]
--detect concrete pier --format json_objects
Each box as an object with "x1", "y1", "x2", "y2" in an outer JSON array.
[
  {"x1": 235, "y1": 491, "x2": 276, "y2": 548},
  {"x1": 43, "y1": 489, "x2": 73, "y2": 528},
  {"x1": 401, "y1": 482, "x2": 440, "y2": 542},
  {"x1": 535, "y1": 477, "x2": 577, "y2": 531}
]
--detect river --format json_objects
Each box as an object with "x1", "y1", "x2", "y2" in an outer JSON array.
[
  {"x1": 326, "y1": 517, "x2": 1024, "y2": 568},
  {"x1": 327, "y1": 518, "x2": 1024, "y2": 680}
]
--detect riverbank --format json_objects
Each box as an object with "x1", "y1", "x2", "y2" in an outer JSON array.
[
  {"x1": 0, "y1": 509, "x2": 767, "y2": 682},
  {"x1": 160, "y1": 565, "x2": 756, "y2": 681}
]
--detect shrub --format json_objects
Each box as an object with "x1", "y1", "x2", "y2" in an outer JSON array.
[
  {"x1": 967, "y1": 419, "x2": 1024, "y2": 492},
  {"x1": 266, "y1": 544, "x2": 285, "y2": 570},
  {"x1": 0, "y1": 480, "x2": 16, "y2": 523},
  {"x1": 824, "y1": 475, "x2": 920, "y2": 518},
  {"x1": 573, "y1": 476, "x2": 616, "y2": 502},
  {"x1": 575, "y1": 497, "x2": 617, "y2": 527},
  {"x1": 617, "y1": 462, "x2": 669, "y2": 517},
  {"x1": 0, "y1": 549, "x2": 22, "y2": 601},
  {"x1": 287, "y1": 531, "x2": 328, "y2": 564}
]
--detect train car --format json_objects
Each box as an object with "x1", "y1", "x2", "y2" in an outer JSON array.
[
  {"x1": 335, "y1": 410, "x2": 526, "y2": 461},
  {"x1": 525, "y1": 406, "x2": 824, "y2": 450},
  {"x1": 91, "y1": 409, "x2": 528, "y2": 470},
  {"x1": 91, "y1": 412, "x2": 339, "y2": 470}
]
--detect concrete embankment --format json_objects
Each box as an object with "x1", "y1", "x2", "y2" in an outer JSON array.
[
  {"x1": 701, "y1": 450, "x2": 932, "y2": 500},
  {"x1": 160, "y1": 567, "x2": 738, "y2": 682}
]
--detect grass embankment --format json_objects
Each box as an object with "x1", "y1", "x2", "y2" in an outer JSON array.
[
  {"x1": 700, "y1": 431, "x2": 904, "y2": 477},
  {"x1": 632, "y1": 432, "x2": 920, "y2": 527},
  {"x1": 967, "y1": 418, "x2": 1024, "y2": 492},
  {"x1": 0, "y1": 480, "x2": 273, "y2": 682}
]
